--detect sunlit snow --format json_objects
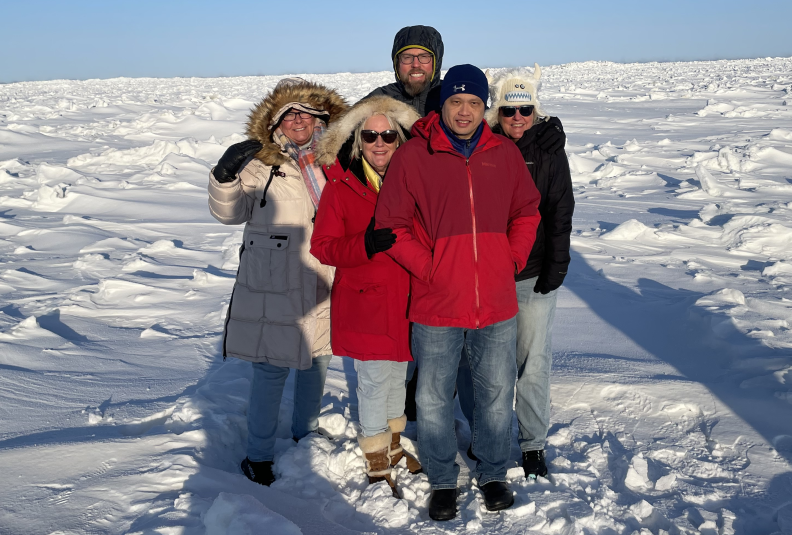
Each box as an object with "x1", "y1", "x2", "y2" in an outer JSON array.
[{"x1": 1, "y1": 57, "x2": 791, "y2": 534}]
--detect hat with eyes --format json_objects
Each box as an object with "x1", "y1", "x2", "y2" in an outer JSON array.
[{"x1": 485, "y1": 63, "x2": 544, "y2": 126}]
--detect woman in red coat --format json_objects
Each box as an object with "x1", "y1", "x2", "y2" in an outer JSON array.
[{"x1": 312, "y1": 96, "x2": 421, "y2": 495}]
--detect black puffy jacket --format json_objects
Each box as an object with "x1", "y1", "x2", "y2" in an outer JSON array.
[
  {"x1": 492, "y1": 122, "x2": 575, "y2": 290},
  {"x1": 363, "y1": 25, "x2": 444, "y2": 117}
]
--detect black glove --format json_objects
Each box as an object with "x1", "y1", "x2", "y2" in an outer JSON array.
[
  {"x1": 533, "y1": 116, "x2": 566, "y2": 155},
  {"x1": 364, "y1": 217, "x2": 396, "y2": 259},
  {"x1": 534, "y1": 269, "x2": 566, "y2": 295},
  {"x1": 212, "y1": 139, "x2": 263, "y2": 183}
]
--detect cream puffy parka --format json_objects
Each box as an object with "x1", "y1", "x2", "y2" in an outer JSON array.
[{"x1": 208, "y1": 81, "x2": 348, "y2": 369}]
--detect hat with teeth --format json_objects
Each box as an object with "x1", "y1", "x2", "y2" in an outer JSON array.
[{"x1": 485, "y1": 63, "x2": 544, "y2": 126}]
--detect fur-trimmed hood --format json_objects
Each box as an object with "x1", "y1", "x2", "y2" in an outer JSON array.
[
  {"x1": 315, "y1": 95, "x2": 421, "y2": 166},
  {"x1": 246, "y1": 80, "x2": 348, "y2": 166},
  {"x1": 484, "y1": 63, "x2": 544, "y2": 127}
]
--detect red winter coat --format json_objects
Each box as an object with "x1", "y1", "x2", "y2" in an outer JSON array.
[
  {"x1": 374, "y1": 112, "x2": 541, "y2": 329},
  {"x1": 310, "y1": 159, "x2": 412, "y2": 362}
]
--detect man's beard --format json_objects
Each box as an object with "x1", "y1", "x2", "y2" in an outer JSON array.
[{"x1": 402, "y1": 70, "x2": 430, "y2": 96}]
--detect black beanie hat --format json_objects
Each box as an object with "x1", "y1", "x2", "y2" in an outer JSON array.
[{"x1": 440, "y1": 64, "x2": 489, "y2": 107}]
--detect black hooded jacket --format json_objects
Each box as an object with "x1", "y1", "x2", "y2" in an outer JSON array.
[
  {"x1": 492, "y1": 123, "x2": 575, "y2": 289},
  {"x1": 364, "y1": 25, "x2": 444, "y2": 117}
]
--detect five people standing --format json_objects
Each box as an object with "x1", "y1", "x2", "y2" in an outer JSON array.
[{"x1": 208, "y1": 24, "x2": 574, "y2": 522}]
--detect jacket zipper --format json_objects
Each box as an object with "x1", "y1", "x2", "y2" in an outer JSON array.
[{"x1": 466, "y1": 155, "x2": 480, "y2": 329}]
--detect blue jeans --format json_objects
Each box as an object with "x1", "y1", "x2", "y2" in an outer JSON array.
[
  {"x1": 354, "y1": 359, "x2": 408, "y2": 437},
  {"x1": 458, "y1": 277, "x2": 557, "y2": 452},
  {"x1": 412, "y1": 318, "x2": 517, "y2": 489},
  {"x1": 246, "y1": 355, "x2": 331, "y2": 462}
]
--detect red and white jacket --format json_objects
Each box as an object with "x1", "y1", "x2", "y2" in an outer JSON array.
[{"x1": 374, "y1": 112, "x2": 541, "y2": 329}]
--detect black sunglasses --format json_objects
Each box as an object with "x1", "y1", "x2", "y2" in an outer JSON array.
[
  {"x1": 361, "y1": 130, "x2": 399, "y2": 144},
  {"x1": 499, "y1": 105, "x2": 535, "y2": 118}
]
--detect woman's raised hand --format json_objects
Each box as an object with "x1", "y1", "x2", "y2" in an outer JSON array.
[{"x1": 212, "y1": 139, "x2": 263, "y2": 183}]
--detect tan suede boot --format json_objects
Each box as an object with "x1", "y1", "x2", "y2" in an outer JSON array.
[
  {"x1": 388, "y1": 414, "x2": 422, "y2": 474},
  {"x1": 358, "y1": 431, "x2": 399, "y2": 498}
]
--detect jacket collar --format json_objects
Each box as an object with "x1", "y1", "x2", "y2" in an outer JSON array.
[
  {"x1": 325, "y1": 157, "x2": 377, "y2": 204},
  {"x1": 491, "y1": 122, "x2": 537, "y2": 152},
  {"x1": 439, "y1": 118, "x2": 484, "y2": 159}
]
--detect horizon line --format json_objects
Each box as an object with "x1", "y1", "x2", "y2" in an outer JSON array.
[{"x1": 2, "y1": 53, "x2": 791, "y2": 86}]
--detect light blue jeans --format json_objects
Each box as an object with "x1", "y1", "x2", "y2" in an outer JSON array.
[
  {"x1": 458, "y1": 277, "x2": 557, "y2": 452},
  {"x1": 412, "y1": 318, "x2": 517, "y2": 489},
  {"x1": 354, "y1": 359, "x2": 409, "y2": 437},
  {"x1": 246, "y1": 355, "x2": 331, "y2": 462}
]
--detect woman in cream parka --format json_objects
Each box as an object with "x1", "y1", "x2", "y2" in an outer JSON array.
[{"x1": 208, "y1": 77, "x2": 348, "y2": 486}]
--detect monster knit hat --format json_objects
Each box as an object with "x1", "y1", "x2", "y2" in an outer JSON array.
[
  {"x1": 485, "y1": 63, "x2": 545, "y2": 126},
  {"x1": 440, "y1": 64, "x2": 489, "y2": 108}
]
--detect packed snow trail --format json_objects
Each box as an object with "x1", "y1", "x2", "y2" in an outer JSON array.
[{"x1": 1, "y1": 57, "x2": 791, "y2": 534}]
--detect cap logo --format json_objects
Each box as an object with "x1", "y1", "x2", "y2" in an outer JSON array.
[
  {"x1": 453, "y1": 84, "x2": 466, "y2": 92},
  {"x1": 504, "y1": 91, "x2": 532, "y2": 102}
]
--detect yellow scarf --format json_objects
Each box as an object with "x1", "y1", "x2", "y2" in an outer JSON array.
[{"x1": 361, "y1": 157, "x2": 383, "y2": 193}]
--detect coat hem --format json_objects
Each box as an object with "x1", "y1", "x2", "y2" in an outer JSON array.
[
  {"x1": 224, "y1": 352, "x2": 320, "y2": 370},
  {"x1": 334, "y1": 350, "x2": 413, "y2": 363},
  {"x1": 408, "y1": 307, "x2": 518, "y2": 330}
]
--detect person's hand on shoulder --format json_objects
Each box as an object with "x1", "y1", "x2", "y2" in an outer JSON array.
[
  {"x1": 212, "y1": 139, "x2": 263, "y2": 183},
  {"x1": 533, "y1": 117, "x2": 565, "y2": 155}
]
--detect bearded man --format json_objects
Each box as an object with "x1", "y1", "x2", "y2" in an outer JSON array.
[{"x1": 363, "y1": 25, "x2": 445, "y2": 117}]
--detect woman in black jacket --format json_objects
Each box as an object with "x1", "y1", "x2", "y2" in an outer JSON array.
[{"x1": 458, "y1": 64, "x2": 574, "y2": 480}]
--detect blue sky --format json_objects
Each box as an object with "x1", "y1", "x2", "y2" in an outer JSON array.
[{"x1": 1, "y1": 0, "x2": 790, "y2": 83}]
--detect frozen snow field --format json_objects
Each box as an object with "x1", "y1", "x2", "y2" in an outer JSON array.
[{"x1": 1, "y1": 56, "x2": 791, "y2": 534}]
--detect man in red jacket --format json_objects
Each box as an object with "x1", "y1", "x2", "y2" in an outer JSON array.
[{"x1": 375, "y1": 64, "x2": 541, "y2": 520}]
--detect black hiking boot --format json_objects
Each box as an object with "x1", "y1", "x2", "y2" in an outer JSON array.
[
  {"x1": 241, "y1": 457, "x2": 275, "y2": 486},
  {"x1": 479, "y1": 481, "x2": 514, "y2": 511},
  {"x1": 522, "y1": 449, "x2": 548, "y2": 480},
  {"x1": 428, "y1": 488, "x2": 457, "y2": 521}
]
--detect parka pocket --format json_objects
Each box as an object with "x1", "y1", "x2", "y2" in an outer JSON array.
[
  {"x1": 337, "y1": 278, "x2": 389, "y2": 335},
  {"x1": 239, "y1": 232, "x2": 291, "y2": 292}
]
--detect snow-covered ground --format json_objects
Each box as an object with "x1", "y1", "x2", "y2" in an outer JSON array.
[{"x1": 1, "y1": 57, "x2": 791, "y2": 535}]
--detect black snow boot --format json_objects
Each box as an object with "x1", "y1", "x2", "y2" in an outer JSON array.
[
  {"x1": 241, "y1": 457, "x2": 275, "y2": 486},
  {"x1": 522, "y1": 449, "x2": 548, "y2": 479},
  {"x1": 428, "y1": 488, "x2": 457, "y2": 521},
  {"x1": 479, "y1": 481, "x2": 514, "y2": 511}
]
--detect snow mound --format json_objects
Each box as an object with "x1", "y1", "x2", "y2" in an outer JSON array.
[
  {"x1": 763, "y1": 261, "x2": 792, "y2": 277},
  {"x1": 203, "y1": 492, "x2": 302, "y2": 535},
  {"x1": 354, "y1": 482, "x2": 413, "y2": 528},
  {"x1": 695, "y1": 288, "x2": 747, "y2": 307},
  {"x1": 768, "y1": 128, "x2": 792, "y2": 141},
  {"x1": 721, "y1": 216, "x2": 792, "y2": 259},
  {"x1": 601, "y1": 219, "x2": 652, "y2": 241}
]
